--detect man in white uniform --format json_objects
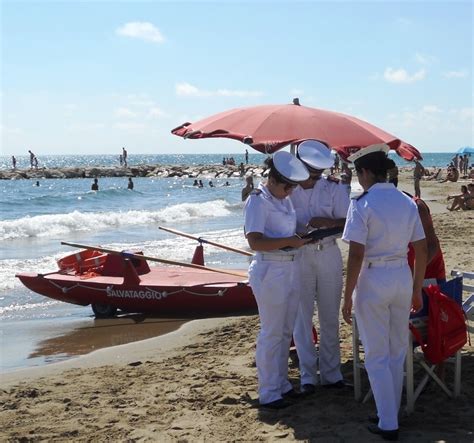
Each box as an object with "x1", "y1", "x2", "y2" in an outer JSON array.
[{"x1": 290, "y1": 140, "x2": 350, "y2": 393}]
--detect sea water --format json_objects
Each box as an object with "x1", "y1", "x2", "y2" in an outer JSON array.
[{"x1": 0, "y1": 152, "x2": 460, "y2": 371}]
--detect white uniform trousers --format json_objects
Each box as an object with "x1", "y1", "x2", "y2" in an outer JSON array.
[
  {"x1": 293, "y1": 242, "x2": 343, "y2": 385},
  {"x1": 354, "y1": 262, "x2": 412, "y2": 431},
  {"x1": 249, "y1": 256, "x2": 300, "y2": 404}
]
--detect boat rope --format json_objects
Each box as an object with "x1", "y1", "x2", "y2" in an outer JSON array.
[{"x1": 46, "y1": 280, "x2": 231, "y2": 298}]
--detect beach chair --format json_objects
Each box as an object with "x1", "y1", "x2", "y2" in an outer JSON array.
[
  {"x1": 352, "y1": 276, "x2": 465, "y2": 414},
  {"x1": 451, "y1": 270, "x2": 474, "y2": 334}
]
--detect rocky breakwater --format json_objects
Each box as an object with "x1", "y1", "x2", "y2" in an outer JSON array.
[{"x1": 0, "y1": 164, "x2": 267, "y2": 180}]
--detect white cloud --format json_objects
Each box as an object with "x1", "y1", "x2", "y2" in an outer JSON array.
[
  {"x1": 0, "y1": 124, "x2": 22, "y2": 135},
  {"x1": 148, "y1": 107, "x2": 166, "y2": 118},
  {"x1": 64, "y1": 103, "x2": 78, "y2": 112},
  {"x1": 176, "y1": 82, "x2": 202, "y2": 96},
  {"x1": 421, "y1": 105, "x2": 441, "y2": 113},
  {"x1": 387, "y1": 106, "x2": 474, "y2": 134},
  {"x1": 115, "y1": 107, "x2": 138, "y2": 118},
  {"x1": 176, "y1": 82, "x2": 263, "y2": 98},
  {"x1": 126, "y1": 94, "x2": 155, "y2": 107},
  {"x1": 396, "y1": 17, "x2": 413, "y2": 26},
  {"x1": 443, "y1": 70, "x2": 468, "y2": 78},
  {"x1": 67, "y1": 123, "x2": 106, "y2": 132},
  {"x1": 290, "y1": 88, "x2": 304, "y2": 96},
  {"x1": 384, "y1": 67, "x2": 426, "y2": 84},
  {"x1": 449, "y1": 107, "x2": 473, "y2": 122},
  {"x1": 113, "y1": 122, "x2": 146, "y2": 130},
  {"x1": 116, "y1": 22, "x2": 164, "y2": 44},
  {"x1": 414, "y1": 52, "x2": 437, "y2": 65}
]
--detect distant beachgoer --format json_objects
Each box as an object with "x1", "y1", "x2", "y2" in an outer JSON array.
[
  {"x1": 12, "y1": 156, "x2": 17, "y2": 169},
  {"x1": 440, "y1": 166, "x2": 459, "y2": 183},
  {"x1": 119, "y1": 154, "x2": 123, "y2": 166},
  {"x1": 91, "y1": 178, "x2": 99, "y2": 191},
  {"x1": 193, "y1": 179, "x2": 199, "y2": 186},
  {"x1": 222, "y1": 157, "x2": 226, "y2": 166},
  {"x1": 224, "y1": 181, "x2": 230, "y2": 186},
  {"x1": 33, "y1": 156, "x2": 38, "y2": 169},
  {"x1": 239, "y1": 162, "x2": 245, "y2": 177},
  {"x1": 465, "y1": 184, "x2": 474, "y2": 210},
  {"x1": 198, "y1": 180, "x2": 204, "y2": 188},
  {"x1": 209, "y1": 180, "x2": 214, "y2": 187},
  {"x1": 448, "y1": 184, "x2": 473, "y2": 211},
  {"x1": 413, "y1": 159, "x2": 425, "y2": 197},
  {"x1": 122, "y1": 147, "x2": 128, "y2": 167},
  {"x1": 426, "y1": 168, "x2": 442, "y2": 181},
  {"x1": 28, "y1": 150, "x2": 35, "y2": 168},
  {"x1": 462, "y1": 154, "x2": 469, "y2": 175},
  {"x1": 241, "y1": 175, "x2": 254, "y2": 201},
  {"x1": 245, "y1": 149, "x2": 249, "y2": 164},
  {"x1": 127, "y1": 177, "x2": 134, "y2": 190},
  {"x1": 334, "y1": 153, "x2": 340, "y2": 173},
  {"x1": 387, "y1": 159, "x2": 399, "y2": 187},
  {"x1": 35, "y1": 181, "x2": 40, "y2": 187}
]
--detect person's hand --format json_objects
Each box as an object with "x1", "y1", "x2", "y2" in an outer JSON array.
[
  {"x1": 411, "y1": 290, "x2": 423, "y2": 313},
  {"x1": 287, "y1": 235, "x2": 312, "y2": 249},
  {"x1": 341, "y1": 299, "x2": 353, "y2": 324}
]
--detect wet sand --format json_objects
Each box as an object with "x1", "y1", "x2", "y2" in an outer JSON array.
[
  {"x1": 1, "y1": 170, "x2": 473, "y2": 441},
  {"x1": 1, "y1": 314, "x2": 190, "y2": 371}
]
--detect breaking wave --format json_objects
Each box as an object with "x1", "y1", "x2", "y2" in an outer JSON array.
[{"x1": 0, "y1": 200, "x2": 233, "y2": 241}]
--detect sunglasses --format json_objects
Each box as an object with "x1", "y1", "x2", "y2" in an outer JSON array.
[{"x1": 283, "y1": 182, "x2": 298, "y2": 191}]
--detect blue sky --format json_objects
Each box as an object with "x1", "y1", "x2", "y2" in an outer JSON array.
[{"x1": 1, "y1": 0, "x2": 472, "y2": 155}]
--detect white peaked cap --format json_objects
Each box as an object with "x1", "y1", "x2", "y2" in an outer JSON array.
[
  {"x1": 347, "y1": 143, "x2": 391, "y2": 163},
  {"x1": 297, "y1": 140, "x2": 335, "y2": 170},
  {"x1": 273, "y1": 151, "x2": 309, "y2": 183}
]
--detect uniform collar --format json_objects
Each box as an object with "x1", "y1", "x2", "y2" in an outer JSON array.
[
  {"x1": 258, "y1": 182, "x2": 274, "y2": 200},
  {"x1": 368, "y1": 182, "x2": 395, "y2": 191}
]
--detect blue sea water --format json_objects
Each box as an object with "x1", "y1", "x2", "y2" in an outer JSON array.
[{"x1": 0, "y1": 152, "x2": 461, "y2": 371}]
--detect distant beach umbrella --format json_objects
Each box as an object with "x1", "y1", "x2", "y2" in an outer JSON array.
[
  {"x1": 457, "y1": 146, "x2": 474, "y2": 154},
  {"x1": 171, "y1": 101, "x2": 422, "y2": 161}
]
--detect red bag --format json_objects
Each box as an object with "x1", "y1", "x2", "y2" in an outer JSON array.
[{"x1": 409, "y1": 285, "x2": 467, "y2": 364}]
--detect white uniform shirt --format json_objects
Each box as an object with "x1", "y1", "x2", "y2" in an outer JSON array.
[
  {"x1": 342, "y1": 183, "x2": 425, "y2": 261},
  {"x1": 244, "y1": 183, "x2": 297, "y2": 239},
  {"x1": 290, "y1": 177, "x2": 350, "y2": 232}
]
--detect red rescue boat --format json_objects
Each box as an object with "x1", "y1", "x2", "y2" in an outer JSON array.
[{"x1": 16, "y1": 242, "x2": 256, "y2": 318}]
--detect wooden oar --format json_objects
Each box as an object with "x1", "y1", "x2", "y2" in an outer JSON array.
[
  {"x1": 60, "y1": 241, "x2": 248, "y2": 279},
  {"x1": 159, "y1": 226, "x2": 254, "y2": 257}
]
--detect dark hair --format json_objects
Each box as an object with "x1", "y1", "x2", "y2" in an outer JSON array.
[
  {"x1": 354, "y1": 152, "x2": 391, "y2": 182},
  {"x1": 264, "y1": 157, "x2": 293, "y2": 185},
  {"x1": 386, "y1": 159, "x2": 396, "y2": 169},
  {"x1": 461, "y1": 185, "x2": 467, "y2": 193}
]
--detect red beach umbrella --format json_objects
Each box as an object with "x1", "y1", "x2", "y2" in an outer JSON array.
[{"x1": 171, "y1": 101, "x2": 422, "y2": 161}]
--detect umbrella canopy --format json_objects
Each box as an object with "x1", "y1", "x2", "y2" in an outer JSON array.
[
  {"x1": 172, "y1": 103, "x2": 422, "y2": 161},
  {"x1": 457, "y1": 146, "x2": 474, "y2": 154}
]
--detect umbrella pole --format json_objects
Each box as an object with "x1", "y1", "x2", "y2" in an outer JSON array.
[{"x1": 290, "y1": 143, "x2": 296, "y2": 156}]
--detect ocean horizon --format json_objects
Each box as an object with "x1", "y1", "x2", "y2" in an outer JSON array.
[{"x1": 0, "y1": 152, "x2": 467, "y2": 171}]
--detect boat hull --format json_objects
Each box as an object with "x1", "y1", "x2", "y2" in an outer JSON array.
[{"x1": 17, "y1": 266, "x2": 256, "y2": 315}]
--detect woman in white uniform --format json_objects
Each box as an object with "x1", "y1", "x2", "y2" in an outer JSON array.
[
  {"x1": 341, "y1": 144, "x2": 427, "y2": 440},
  {"x1": 244, "y1": 151, "x2": 311, "y2": 409}
]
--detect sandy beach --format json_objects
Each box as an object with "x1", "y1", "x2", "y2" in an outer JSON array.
[{"x1": 1, "y1": 170, "x2": 473, "y2": 442}]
